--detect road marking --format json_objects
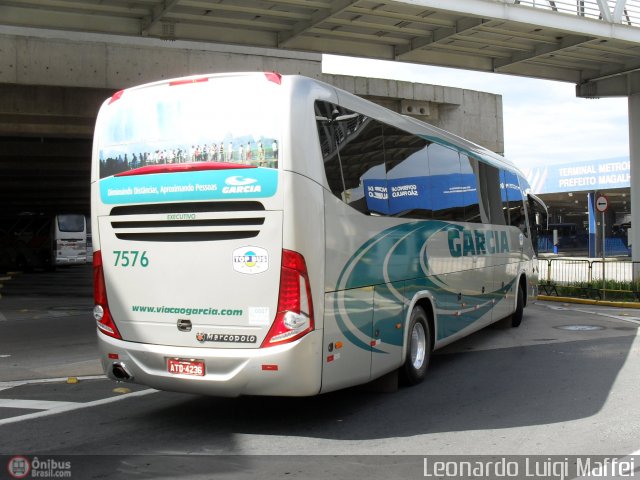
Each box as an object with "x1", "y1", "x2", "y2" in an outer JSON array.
[
  {"x1": 0, "y1": 388, "x2": 157, "y2": 426},
  {"x1": 572, "y1": 307, "x2": 640, "y2": 326},
  {"x1": 0, "y1": 311, "x2": 6, "y2": 321},
  {"x1": 0, "y1": 375, "x2": 105, "y2": 390},
  {"x1": 0, "y1": 399, "x2": 78, "y2": 410},
  {"x1": 540, "y1": 303, "x2": 640, "y2": 326},
  {"x1": 0, "y1": 355, "x2": 10, "y2": 358}
]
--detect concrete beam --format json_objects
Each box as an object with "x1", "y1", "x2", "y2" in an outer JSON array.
[
  {"x1": 0, "y1": 29, "x2": 505, "y2": 152},
  {"x1": 577, "y1": 70, "x2": 640, "y2": 97},
  {"x1": 0, "y1": 84, "x2": 111, "y2": 137}
]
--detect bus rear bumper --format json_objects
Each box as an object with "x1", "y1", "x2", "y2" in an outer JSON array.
[
  {"x1": 55, "y1": 256, "x2": 87, "y2": 266},
  {"x1": 97, "y1": 330, "x2": 323, "y2": 397}
]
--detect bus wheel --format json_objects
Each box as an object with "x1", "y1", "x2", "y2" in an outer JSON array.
[
  {"x1": 400, "y1": 306, "x2": 431, "y2": 385},
  {"x1": 510, "y1": 284, "x2": 524, "y2": 328}
]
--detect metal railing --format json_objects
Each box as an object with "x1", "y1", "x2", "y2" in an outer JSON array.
[
  {"x1": 538, "y1": 258, "x2": 640, "y2": 300},
  {"x1": 513, "y1": 0, "x2": 640, "y2": 27}
]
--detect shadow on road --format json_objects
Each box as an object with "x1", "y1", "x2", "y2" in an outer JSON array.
[{"x1": 131, "y1": 334, "x2": 635, "y2": 443}]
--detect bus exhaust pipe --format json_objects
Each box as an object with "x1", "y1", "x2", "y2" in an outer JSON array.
[{"x1": 112, "y1": 362, "x2": 132, "y2": 381}]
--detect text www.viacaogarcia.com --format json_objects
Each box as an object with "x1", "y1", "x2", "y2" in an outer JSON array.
[{"x1": 131, "y1": 305, "x2": 243, "y2": 316}]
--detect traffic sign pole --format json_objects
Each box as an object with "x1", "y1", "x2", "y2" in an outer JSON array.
[{"x1": 596, "y1": 194, "x2": 608, "y2": 299}]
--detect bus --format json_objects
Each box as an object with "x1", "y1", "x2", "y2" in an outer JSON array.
[
  {"x1": 0, "y1": 213, "x2": 50, "y2": 271},
  {"x1": 0, "y1": 213, "x2": 86, "y2": 271},
  {"x1": 53, "y1": 213, "x2": 87, "y2": 266},
  {"x1": 91, "y1": 72, "x2": 546, "y2": 397}
]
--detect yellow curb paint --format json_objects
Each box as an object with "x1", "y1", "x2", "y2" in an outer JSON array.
[
  {"x1": 66, "y1": 377, "x2": 79, "y2": 384},
  {"x1": 113, "y1": 387, "x2": 131, "y2": 394},
  {"x1": 537, "y1": 295, "x2": 640, "y2": 309}
]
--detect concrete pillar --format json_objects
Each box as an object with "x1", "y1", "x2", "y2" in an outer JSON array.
[{"x1": 630, "y1": 94, "x2": 640, "y2": 266}]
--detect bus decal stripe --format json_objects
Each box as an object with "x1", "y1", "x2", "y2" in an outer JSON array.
[
  {"x1": 99, "y1": 167, "x2": 278, "y2": 204},
  {"x1": 334, "y1": 221, "x2": 515, "y2": 348}
]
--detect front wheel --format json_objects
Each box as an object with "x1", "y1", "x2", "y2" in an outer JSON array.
[{"x1": 400, "y1": 306, "x2": 432, "y2": 386}]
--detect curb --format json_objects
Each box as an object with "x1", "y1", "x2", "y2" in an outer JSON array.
[{"x1": 537, "y1": 295, "x2": 640, "y2": 309}]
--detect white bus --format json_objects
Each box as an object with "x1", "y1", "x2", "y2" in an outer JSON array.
[
  {"x1": 0, "y1": 213, "x2": 86, "y2": 270},
  {"x1": 53, "y1": 213, "x2": 87, "y2": 266},
  {"x1": 91, "y1": 72, "x2": 546, "y2": 397}
]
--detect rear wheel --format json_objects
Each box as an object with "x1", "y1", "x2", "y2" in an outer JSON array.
[
  {"x1": 400, "y1": 306, "x2": 432, "y2": 385},
  {"x1": 511, "y1": 284, "x2": 525, "y2": 328}
]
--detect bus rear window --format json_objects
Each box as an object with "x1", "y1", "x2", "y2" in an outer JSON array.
[
  {"x1": 57, "y1": 214, "x2": 85, "y2": 233},
  {"x1": 97, "y1": 76, "x2": 281, "y2": 178}
]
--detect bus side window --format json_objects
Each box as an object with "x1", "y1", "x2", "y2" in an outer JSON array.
[
  {"x1": 460, "y1": 154, "x2": 481, "y2": 223},
  {"x1": 338, "y1": 118, "x2": 387, "y2": 214},
  {"x1": 476, "y1": 162, "x2": 505, "y2": 225},
  {"x1": 428, "y1": 143, "x2": 464, "y2": 222},
  {"x1": 315, "y1": 101, "x2": 387, "y2": 215},
  {"x1": 519, "y1": 175, "x2": 532, "y2": 240},
  {"x1": 527, "y1": 192, "x2": 548, "y2": 255},
  {"x1": 384, "y1": 126, "x2": 431, "y2": 220},
  {"x1": 315, "y1": 101, "x2": 344, "y2": 198},
  {"x1": 502, "y1": 170, "x2": 527, "y2": 236}
]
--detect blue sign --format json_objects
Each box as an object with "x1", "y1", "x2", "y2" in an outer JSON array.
[
  {"x1": 364, "y1": 174, "x2": 474, "y2": 215},
  {"x1": 523, "y1": 157, "x2": 629, "y2": 194},
  {"x1": 99, "y1": 167, "x2": 278, "y2": 204},
  {"x1": 363, "y1": 179, "x2": 389, "y2": 215}
]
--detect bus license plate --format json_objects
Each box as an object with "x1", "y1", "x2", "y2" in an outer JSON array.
[{"x1": 167, "y1": 358, "x2": 205, "y2": 376}]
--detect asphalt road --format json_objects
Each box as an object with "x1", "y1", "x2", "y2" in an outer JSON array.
[{"x1": 0, "y1": 265, "x2": 639, "y2": 479}]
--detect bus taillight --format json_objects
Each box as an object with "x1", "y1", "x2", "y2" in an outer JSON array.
[
  {"x1": 264, "y1": 72, "x2": 282, "y2": 85},
  {"x1": 93, "y1": 251, "x2": 122, "y2": 340},
  {"x1": 108, "y1": 89, "x2": 124, "y2": 104},
  {"x1": 261, "y1": 250, "x2": 314, "y2": 347}
]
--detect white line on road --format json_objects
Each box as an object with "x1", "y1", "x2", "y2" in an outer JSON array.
[
  {"x1": 573, "y1": 307, "x2": 640, "y2": 326},
  {"x1": 0, "y1": 388, "x2": 157, "y2": 427},
  {"x1": 0, "y1": 399, "x2": 78, "y2": 410},
  {"x1": 0, "y1": 311, "x2": 7, "y2": 321},
  {"x1": 541, "y1": 303, "x2": 640, "y2": 326},
  {"x1": 0, "y1": 375, "x2": 106, "y2": 390}
]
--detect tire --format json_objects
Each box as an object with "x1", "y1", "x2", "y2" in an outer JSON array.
[
  {"x1": 400, "y1": 305, "x2": 432, "y2": 386},
  {"x1": 511, "y1": 284, "x2": 525, "y2": 328}
]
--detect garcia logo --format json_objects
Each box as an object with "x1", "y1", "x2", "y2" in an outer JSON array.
[
  {"x1": 223, "y1": 176, "x2": 261, "y2": 194},
  {"x1": 232, "y1": 246, "x2": 269, "y2": 274},
  {"x1": 448, "y1": 228, "x2": 510, "y2": 257}
]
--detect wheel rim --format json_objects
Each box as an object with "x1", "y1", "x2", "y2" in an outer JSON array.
[{"x1": 410, "y1": 322, "x2": 427, "y2": 370}]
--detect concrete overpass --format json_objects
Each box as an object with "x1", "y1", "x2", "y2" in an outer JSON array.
[
  {"x1": 2, "y1": 0, "x2": 639, "y2": 83},
  {"x1": 1, "y1": 0, "x2": 640, "y2": 259},
  {"x1": 0, "y1": 27, "x2": 505, "y2": 216}
]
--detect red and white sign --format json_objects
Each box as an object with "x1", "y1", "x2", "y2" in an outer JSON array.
[{"x1": 595, "y1": 195, "x2": 609, "y2": 213}]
